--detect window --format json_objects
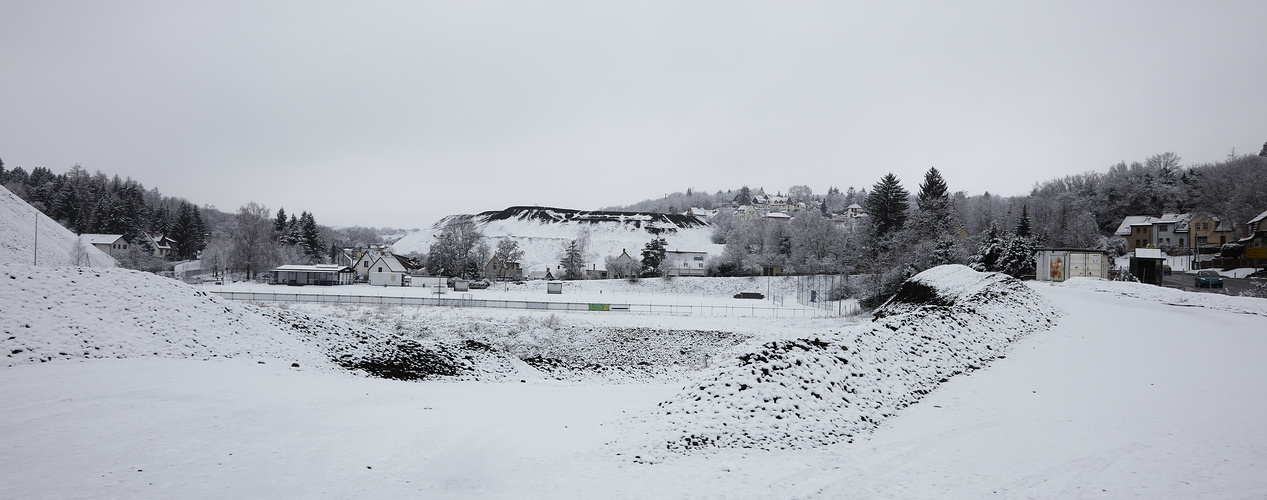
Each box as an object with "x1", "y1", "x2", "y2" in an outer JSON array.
[
  {"x1": 363, "y1": 261, "x2": 369, "y2": 268},
  {"x1": 1220, "y1": 236, "x2": 1226, "y2": 244},
  {"x1": 1197, "y1": 237, "x2": 1208, "y2": 244},
  {"x1": 1203, "y1": 223, "x2": 1209, "y2": 230},
  {"x1": 377, "y1": 267, "x2": 383, "y2": 272}
]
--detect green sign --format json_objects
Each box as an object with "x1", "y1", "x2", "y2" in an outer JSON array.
[{"x1": 589, "y1": 304, "x2": 610, "y2": 311}]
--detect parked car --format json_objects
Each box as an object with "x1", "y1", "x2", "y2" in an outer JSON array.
[
  {"x1": 1163, "y1": 264, "x2": 1172, "y2": 275},
  {"x1": 1194, "y1": 270, "x2": 1224, "y2": 288}
]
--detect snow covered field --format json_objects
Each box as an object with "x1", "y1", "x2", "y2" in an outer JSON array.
[{"x1": 2, "y1": 264, "x2": 1266, "y2": 498}]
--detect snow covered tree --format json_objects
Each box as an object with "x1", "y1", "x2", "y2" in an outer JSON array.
[
  {"x1": 559, "y1": 240, "x2": 585, "y2": 280},
  {"x1": 273, "y1": 208, "x2": 288, "y2": 235},
  {"x1": 298, "y1": 211, "x2": 323, "y2": 262},
  {"x1": 997, "y1": 234, "x2": 1037, "y2": 279},
  {"x1": 228, "y1": 202, "x2": 276, "y2": 279},
  {"x1": 969, "y1": 223, "x2": 1006, "y2": 272},
  {"x1": 1015, "y1": 204, "x2": 1032, "y2": 238},
  {"x1": 865, "y1": 173, "x2": 910, "y2": 238},
  {"x1": 640, "y1": 237, "x2": 667, "y2": 277},
  {"x1": 916, "y1": 167, "x2": 951, "y2": 227},
  {"x1": 427, "y1": 217, "x2": 486, "y2": 278}
]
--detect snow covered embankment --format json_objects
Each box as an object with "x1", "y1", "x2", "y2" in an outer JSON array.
[
  {"x1": 0, "y1": 265, "x2": 512, "y2": 379},
  {"x1": 652, "y1": 264, "x2": 1062, "y2": 451}
]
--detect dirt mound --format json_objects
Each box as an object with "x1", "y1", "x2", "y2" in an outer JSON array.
[
  {"x1": 0, "y1": 264, "x2": 515, "y2": 380},
  {"x1": 649, "y1": 265, "x2": 1061, "y2": 452}
]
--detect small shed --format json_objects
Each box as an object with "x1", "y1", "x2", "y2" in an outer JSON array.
[
  {"x1": 1128, "y1": 247, "x2": 1165, "y2": 285},
  {"x1": 269, "y1": 265, "x2": 355, "y2": 286},
  {"x1": 1034, "y1": 248, "x2": 1110, "y2": 282},
  {"x1": 547, "y1": 281, "x2": 563, "y2": 294}
]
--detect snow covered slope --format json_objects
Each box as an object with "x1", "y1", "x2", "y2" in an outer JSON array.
[
  {"x1": 643, "y1": 265, "x2": 1060, "y2": 452},
  {"x1": 0, "y1": 264, "x2": 515, "y2": 379},
  {"x1": 391, "y1": 206, "x2": 721, "y2": 275},
  {"x1": 0, "y1": 187, "x2": 115, "y2": 267}
]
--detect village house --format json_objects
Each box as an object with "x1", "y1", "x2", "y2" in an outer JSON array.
[
  {"x1": 484, "y1": 256, "x2": 523, "y2": 281},
  {"x1": 352, "y1": 245, "x2": 412, "y2": 282},
  {"x1": 79, "y1": 234, "x2": 130, "y2": 257},
  {"x1": 367, "y1": 255, "x2": 410, "y2": 286},
  {"x1": 664, "y1": 250, "x2": 707, "y2": 277},
  {"x1": 1238, "y1": 208, "x2": 1267, "y2": 250},
  {"x1": 1115, "y1": 213, "x2": 1234, "y2": 254},
  {"x1": 606, "y1": 249, "x2": 639, "y2": 279}
]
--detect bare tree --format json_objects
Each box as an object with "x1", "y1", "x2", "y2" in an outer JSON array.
[{"x1": 229, "y1": 202, "x2": 276, "y2": 280}]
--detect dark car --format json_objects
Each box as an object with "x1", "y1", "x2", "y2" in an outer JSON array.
[
  {"x1": 1163, "y1": 264, "x2": 1172, "y2": 275},
  {"x1": 1194, "y1": 270, "x2": 1224, "y2": 288}
]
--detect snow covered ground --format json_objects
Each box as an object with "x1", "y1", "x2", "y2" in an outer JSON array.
[
  {"x1": 0, "y1": 187, "x2": 115, "y2": 267},
  {"x1": 2, "y1": 264, "x2": 1266, "y2": 498}
]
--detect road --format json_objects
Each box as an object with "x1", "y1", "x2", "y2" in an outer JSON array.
[{"x1": 1162, "y1": 271, "x2": 1260, "y2": 296}]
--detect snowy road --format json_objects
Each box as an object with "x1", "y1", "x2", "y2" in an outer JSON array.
[{"x1": 2, "y1": 281, "x2": 1265, "y2": 498}]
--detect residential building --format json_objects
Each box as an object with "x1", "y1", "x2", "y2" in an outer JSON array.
[{"x1": 664, "y1": 250, "x2": 707, "y2": 277}]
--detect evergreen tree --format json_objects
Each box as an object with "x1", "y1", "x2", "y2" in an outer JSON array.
[
  {"x1": 997, "y1": 234, "x2": 1037, "y2": 279},
  {"x1": 640, "y1": 237, "x2": 667, "y2": 277},
  {"x1": 865, "y1": 173, "x2": 910, "y2": 237},
  {"x1": 559, "y1": 240, "x2": 585, "y2": 280},
  {"x1": 969, "y1": 223, "x2": 1005, "y2": 272},
  {"x1": 1015, "y1": 204, "x2": 1032, "y2": 238},
  {"x1": 0, "y1": 158, "x2": 5, "y2": 184},
  {"x1": 1260, "y1": 141, "x2": 1267, "y2": 157},
  {"x1": 299, "y1": 211, "x2": 323, "y2": 262},
  {"x1": 274, "y1": 207, "x2": 288, "y2": 235},
  {"x1": 916, "y1": 167, "x2": 950, "y2": 225},
  {"x1": 733, "y1": 186, "x2": 752, "y2": 204},
  {"x1": 281, "y1": 214, "x2": 301, "y2": 246}
]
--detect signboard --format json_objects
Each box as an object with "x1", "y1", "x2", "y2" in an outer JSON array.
[{"x1": 1248, "y1": 247, "x2": 1267, "y2": 259}]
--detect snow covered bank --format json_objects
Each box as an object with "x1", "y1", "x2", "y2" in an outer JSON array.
[
  {"x1": 0, "y1": 187, "x2": 114, "y2": 267},
  {"x1": 1056, "y1": 276, "x2": 1267, "y2": 317},
  {"x1": 0, "y1": 264, "x2": 516, "y2": 380},
  {"x1": 646, "y1": 265, "x2": 1061, "y2": 452}
]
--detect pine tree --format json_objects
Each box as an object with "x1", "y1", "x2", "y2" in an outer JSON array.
[
  {"x1": 1015, "y1": 204, "x2": 1032, "y2": 238},
  {"x1": 916, "y1": 167, "x2": 950, "y2": 225},
  {"x1": 969, "y1": 223, "x2": 1005, "y2": 272},
  {"x1": 865, "y1": 173, "x2": 910, "y2": 237},
  {"x1": 559, "y1": 240, "x2": 585, "y2": 280},
  {"x1": 299, "y1": 211, "x2": 323, "y2": 262},
  {"x1": 640, "y1": 237, "x2": 667, "y2": 277},
  {"x1": 997, "y1": 234, "x2": 1037, "y2": 279},
  {"x1": 274, "y1": 207, "x2": 288, "y2": 235}
]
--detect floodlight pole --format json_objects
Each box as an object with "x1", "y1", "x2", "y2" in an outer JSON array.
[{"x1": 33, "y1": 213, "x2": 38, "y2": 266}]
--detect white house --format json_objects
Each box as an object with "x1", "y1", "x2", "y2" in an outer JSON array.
[
  {"x1": 79, "y1": 234, "x2": 129, "y2": 256},
  {"x1": 664, "y1": 250, "x2": 707, "y2": 277},
  {"x1": 367, "y1": 255, "x2": 409, "y2": 286}
]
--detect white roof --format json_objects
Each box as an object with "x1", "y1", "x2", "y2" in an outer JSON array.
[
  {"x1": 1133, "y1": 248, "x2": 1163, "y2": 259},
  {"x1": 1249, "y1": 209, "x2": 1267, "y2": 226},
  {"x1": 847, "y1": 203, "x2": 863, "y2": 209},
  {"x1": 765, "y1": 212, "x2": 792, "y2": 219},
  {"x1": 369, "y1": 256, "x2": 407, "y2": 273},
  {"x1": 274, "y1": 264, "x2": 353, "y2": 272},
  {"x1": 80, "y1": 234, "x2": 125, "y2": 245},
  {"x1": 1114, "y1": 216, "x2": 1154, "y2": 236}
]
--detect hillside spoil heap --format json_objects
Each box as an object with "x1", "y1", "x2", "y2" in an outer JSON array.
[{"x1": 651, "y1": 264, "x2": 1061, "y2": 451}]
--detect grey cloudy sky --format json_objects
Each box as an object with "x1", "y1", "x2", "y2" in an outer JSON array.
[{"x1": 3, "y1": 1, "x2": 1265, "y2": 228}]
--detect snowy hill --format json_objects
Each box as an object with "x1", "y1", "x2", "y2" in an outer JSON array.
[
  {"x1": 0, "y1": 187, "x2": 115, "y2": 267},
  {"x1": 391, "y1": 206, "x2": 722, "y2": 276},
  {"x1": 0, "y1": 264, "x2": 516, "y2": 379}
]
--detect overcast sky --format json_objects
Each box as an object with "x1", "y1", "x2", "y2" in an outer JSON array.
[{"x1": 3, "y1": 1, "x2": 1265, "y2": 229}]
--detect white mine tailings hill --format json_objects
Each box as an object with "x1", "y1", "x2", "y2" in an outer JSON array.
[
  {"x1": 0, "y1": 187, "x2": 115, "y2": 267},
  {"x1": 391, "y1": 206, "x2": 721, "y2": 275}
]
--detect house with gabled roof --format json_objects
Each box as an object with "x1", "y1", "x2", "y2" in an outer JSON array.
[{"x1": 367, "y1": 255, "x2": 410, "y2": 286}]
